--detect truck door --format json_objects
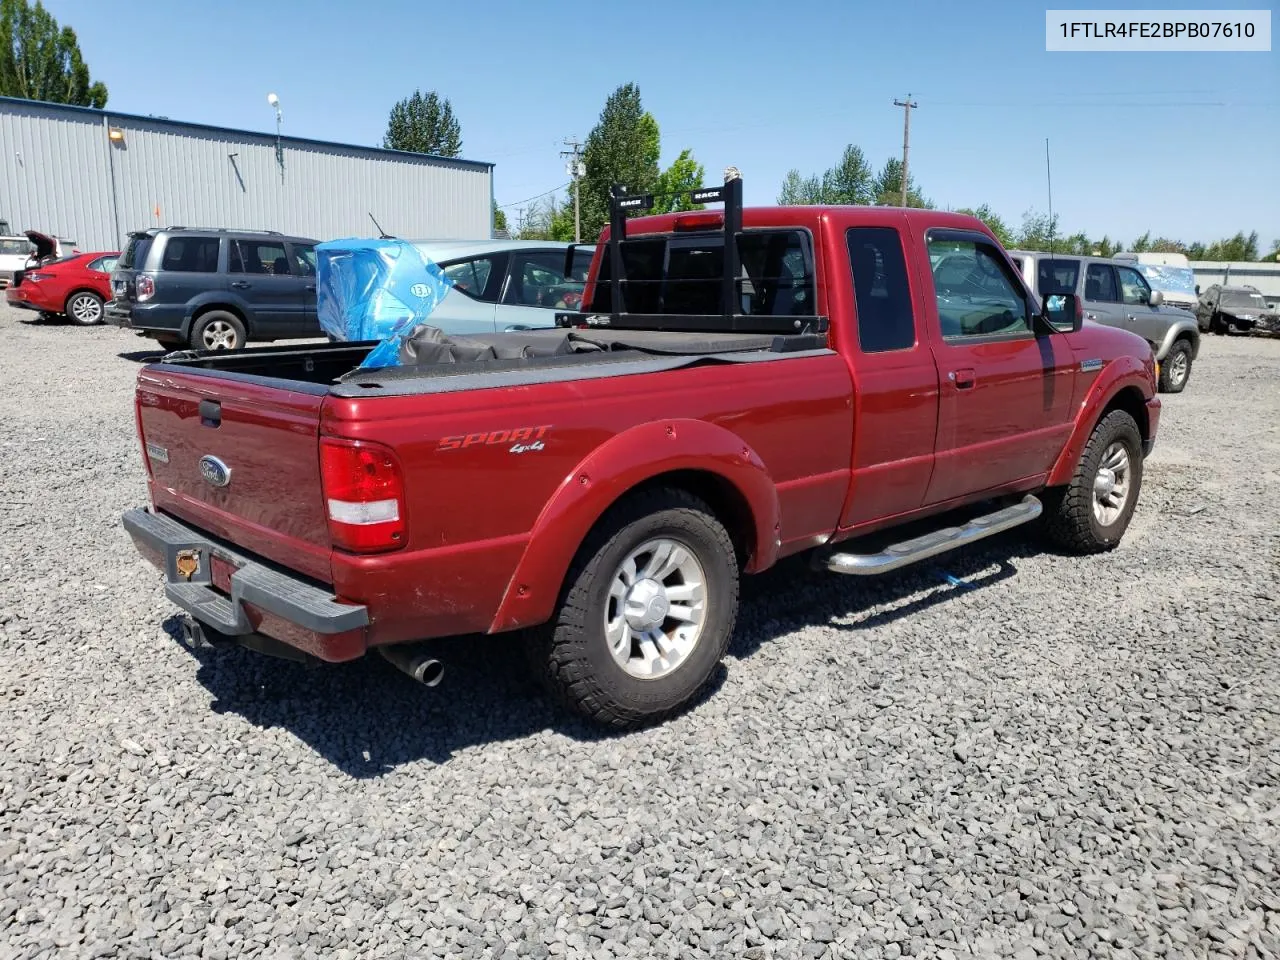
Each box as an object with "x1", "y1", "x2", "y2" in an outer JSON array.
[
  {"x1": 1114, "y1": 263, "x2": 1164, "y2": 347},
  {"x1": 1078, "y1": 261, "x2": 1126, "y2": 333},
  {"x1": 921, "y1": 229, "x2": 1077, "y2": 504},
  {"x1": 838, "y1": 224, "x2": 940, "y2": 527}
]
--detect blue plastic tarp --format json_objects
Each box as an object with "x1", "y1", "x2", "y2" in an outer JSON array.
[{"x1": 315, "y1": 238, "x2": 454, "y2": 369}]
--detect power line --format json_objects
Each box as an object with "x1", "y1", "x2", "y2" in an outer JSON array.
[{"x1": 496, "y1": 181, "x2": 571, "y2": 211}]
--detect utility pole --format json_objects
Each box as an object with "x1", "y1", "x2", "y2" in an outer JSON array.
[
  {"x1": 892, "y1": 95, "x2": 918, "y2": 207},
  {"x1": 560, "y1": 138, "x2": 585, "y2": 243},
  {"x1": 515, "y1": 207, "x2": 527, "y2": 237}
]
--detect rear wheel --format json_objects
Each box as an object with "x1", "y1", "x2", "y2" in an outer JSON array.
[
  {"x1": 529, "y1": 488, "x2": 739, "y2": 728},
  {"x1": 1157, "y1": 340, "x2": 1192, "y2": 393},
  {"x1": 190, "y1": 311, "x2": 246, "y2": 351},
  {"x1": 1042, "y1": 410, "x2": 1144, "y2": 554},
  {"x1": 65, "y1": 291, "x2": 104, "y2": 326}
]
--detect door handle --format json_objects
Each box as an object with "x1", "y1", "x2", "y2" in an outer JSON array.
[
  {"x1": 1085, "y1": 312, "x2": 1098, "y2": 321},
  {"x1": 949, "y1": 368, "x2": 976, "y2": 390},
  {"x1": 305, "y1": 283, "x2": 315, "y2": 291},
  {"x1": 231, "y1": 281, "x2": 251, "y2": 289}
]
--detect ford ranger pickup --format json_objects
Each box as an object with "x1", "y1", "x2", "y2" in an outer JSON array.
[{"x1": 121, "y1": 174, "x2": 1161, "y2": 728}]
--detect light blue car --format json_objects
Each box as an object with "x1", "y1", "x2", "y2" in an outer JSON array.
[{"x1": 410, "y1": 240, "x2": 597, "y2": 333}]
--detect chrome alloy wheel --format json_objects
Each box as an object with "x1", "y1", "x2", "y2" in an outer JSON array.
[
  {"x1": 604, "y1": 538, "x2": 707, "y2": 680},
  {"x1": 1092, "y1": 441, "x2": 1132, "y2": 526},
  {"x1": 69, "y1": 293, "x2": 102, "y2": 324},
  {"x1": 201, "y1": 319, "x2": 239, "y2": 350}
]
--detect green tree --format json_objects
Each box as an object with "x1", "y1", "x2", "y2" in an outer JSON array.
[
  {"x1": 776, "y1": 145, "x2": 873, "y2": 206},
  {"x1": 778, "y1": 169, "x2": 824, "y2": 205},
  {"x1": 1013, "y1": 210, "x2": 1061, "y2": 251},
  {"x1": 577, "y1": 83, "x2": 662, "y2": 242},
  {"x1": 0, "y1": 0, "x2": 107, "y2": 107},
  {"x1": 382, "y1": 89, "x2": 462, "y2": 157},
  {"x1": 1202, "y1": 231, "x2": 1259, "y2": 262},
  {"x1": 955, "y1": 204, "x2": 1012, "y2": 247},
  {"x1": 492, "y1": 202, "x2": 508, "y2": 237},
  {"x1": 873, "y1": 157, "x2": 931, "y2": 208},
  {"x1": 652, "y1": 148, "x2": 706, "y2": 215},
  {"x1": 821, "y1": 145, "x2": 875, "y2": 205},
  {"x1": 1094, "y1": 235, "x2": 1121, "y2": 257}
]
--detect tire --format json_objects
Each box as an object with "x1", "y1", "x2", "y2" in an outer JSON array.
[
  {"x1": 528, "y1": 487, "x2": 740, "y2": 729},
  {"x1": 1211, "y1": 314, "x2": 1227, "y2": 335},
  {"x1": 190, "y1": 311, "x2": 246, "y2": 351},
  {"x1": 1157, "y1": 339, "x2": 1192, "y2": 393},
  {"x1": 1041, "y1": 409, "x2": 1144, "y2": 554},
  {"x1": 65, "y1": 291, "x2": 104, "y2": 326}
]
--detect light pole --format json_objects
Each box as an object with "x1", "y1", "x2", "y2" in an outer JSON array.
[{"x1": 267, "y1": 92, "x2": 283, "y2": 178}]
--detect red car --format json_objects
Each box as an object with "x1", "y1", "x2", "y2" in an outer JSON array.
[{"x1": 5, "y1": 250, "x2": 120, "y2": 325}]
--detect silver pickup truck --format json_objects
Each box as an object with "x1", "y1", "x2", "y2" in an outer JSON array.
[{"x1": 1009, "y1": 250, "x2": 1200, "y2": 394}]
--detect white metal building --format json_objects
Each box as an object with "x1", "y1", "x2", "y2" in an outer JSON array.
[
  {"x1": 1191, "y1": 260, "x2": 1280, "y2": 307},
  {"x1": 0, "y1": 97, "x2": 494, "y2": 252}
]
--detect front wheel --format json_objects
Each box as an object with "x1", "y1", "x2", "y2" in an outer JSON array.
[
  {"x1": 65, "y1": 291, "x2": 104, "y2": 326},
  {"x1": 529, "y1": 488, "x2": 740, "y2": 728},
  {"x1": 1157, "y1": 340, "x2": 1192, "y2": 393},
  {"x1": 1041, "y1": 409, "x2": 1144, "y2": 554}
]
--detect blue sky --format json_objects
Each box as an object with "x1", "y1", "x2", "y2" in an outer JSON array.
[{"x1": 45, "y1": 0, "x2": 1278, "y2": 248}]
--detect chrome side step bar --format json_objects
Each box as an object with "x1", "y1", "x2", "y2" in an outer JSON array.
[{"x1": 825, "y1": 495, "x2": 1043, "y2": 576}]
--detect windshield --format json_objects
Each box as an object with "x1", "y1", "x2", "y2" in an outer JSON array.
[
  {"x1": 1136, "y1": 264, "x2": 1197, "y2": 298},
  {"x1": 1222, "y1": 291, "x2": 1266, "y2": 308}
]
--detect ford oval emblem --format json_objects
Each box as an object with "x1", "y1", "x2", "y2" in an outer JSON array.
[{"x1": 199, "y1": 455, "x2": 231, "y2": 488}]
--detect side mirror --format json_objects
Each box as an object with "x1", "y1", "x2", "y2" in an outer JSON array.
[
  {"x1": 1148, "y1": 289, "x2": 1164, "y2": 307},
  {"x1": 1041, "y1": 292, "x2": 1082, "y2": 333}
]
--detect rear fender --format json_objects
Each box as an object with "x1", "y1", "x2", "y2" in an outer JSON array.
[
  {"x1": 186, "y1": 295, "x2": 253, "y2": 336},
  {"x1": 1047, "y1": 356, "x2": 1156, "y2": 487},
  {"x1": 488, "y1": 419, "x2": 779, "y2": 633}
]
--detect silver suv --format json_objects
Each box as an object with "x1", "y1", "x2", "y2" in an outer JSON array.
[{"x1": 1008, "y1": 250, "x2": 1200, "y2": 393}]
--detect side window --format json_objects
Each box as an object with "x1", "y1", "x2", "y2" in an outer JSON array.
[
  {"x1": 160, "y1": 236, "x2": 220, "y2": 273},
  {"x1": 1084, "y1": 263, "x2": 1119, "y2": 302},
  {"x1": 440, "y1": 255, "x2": 501, "y2": 302},
  {"x1": 1036, "y1": 258, "x2": 1080, "y2": 297},
  {"x1": 927, "y1": 236, "x2": 1031, "y2": 339},
  {"x1": 846, "y1": 226, "x2": 915, "y2": 353},
  {"x1": 1116, "y1": 265, "x2": 1151, "y2": 306},
  {"x1": 290, "y1": 243, "x2": 316, "y2": 277},
  {"x1": 231, "y1": 240, "x2": 290, "y2": 276},
  {"x1": 89, "y1": 255, "x2": 118, "y2": 273},
  {"x1": 504, "y1": 250, "x2": 585, "y2": 308}
]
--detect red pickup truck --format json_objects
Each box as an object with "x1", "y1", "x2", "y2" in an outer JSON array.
[{"x1": 122, "y1": 175, "x2": 1160, "y2": 728}]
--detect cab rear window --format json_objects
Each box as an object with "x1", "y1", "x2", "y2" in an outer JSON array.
[{"x1": 589, "y1": 230, "x2": 814, "y2": 317}]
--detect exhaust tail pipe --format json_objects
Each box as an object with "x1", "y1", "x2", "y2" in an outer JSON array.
[{"x1": 378, "y1": 645, "x2": 444, "y2": 687}]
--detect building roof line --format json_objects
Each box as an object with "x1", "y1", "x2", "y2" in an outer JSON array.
[{"x1": 0, "y1": 96, "x2": 495, "y2": 170}]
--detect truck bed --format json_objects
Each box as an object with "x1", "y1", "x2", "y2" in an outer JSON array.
[{"x1": 156, "y1": 328, "x2": 832, "y2": 397}]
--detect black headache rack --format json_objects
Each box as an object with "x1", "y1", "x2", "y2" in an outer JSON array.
[{"x1": 554, "y1": 171, "x2": 829, "y2": 343}]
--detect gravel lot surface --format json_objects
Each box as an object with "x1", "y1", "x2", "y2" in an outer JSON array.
[{"x1": 1, "y1": 304, "x2": 1277, "y2": 960}]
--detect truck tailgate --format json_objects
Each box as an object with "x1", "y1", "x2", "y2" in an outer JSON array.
[{"x1": 136, "y1": 368, "x2": 333, "y2": 583}]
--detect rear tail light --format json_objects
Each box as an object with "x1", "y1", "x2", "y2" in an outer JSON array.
[
  {"x1": 319, "y1": 438, "x2": 407, "y2": 553},
  {"x1": 136, "y1": 275, "x2": 155, "y2": 301},
  {"x1": 25, "y1": 272, "x2": 49, "y2": 282}
]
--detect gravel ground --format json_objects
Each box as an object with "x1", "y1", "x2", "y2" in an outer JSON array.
[{"x1": 1, "y1": 304, "x2": 1277, "y2": 960}]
